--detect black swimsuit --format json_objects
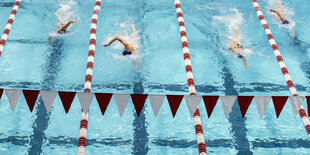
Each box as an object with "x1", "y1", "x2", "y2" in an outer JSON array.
[
  {"x1": 57, "y1": 29, "x2": 67, "y2": 34},
  {"x1": 235, "y1": 44, "x2": 244, "y2": 58}
]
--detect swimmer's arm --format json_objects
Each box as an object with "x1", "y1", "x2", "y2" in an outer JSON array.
[
  {"x1": 235, "y1": 27, "x2": 240, "y2": 42},
  {"x1": 102, "y1": 36, "x2": 127, "y2": 47},
  {"x1": 243, "y1": 57, "x2": 247, "y2": 69},
  {"x1": 59, "y1": 20, "x2": 76, "y2": 31},
  {"x1": 278, "y1": 1, "x2": 283, "y2": 12},
  {"x1": 270, "y1": 9, "x2": 285, "y2": 21},
  {"x1": 131, "y1": 24, "x2": 137, "y2": 34}
]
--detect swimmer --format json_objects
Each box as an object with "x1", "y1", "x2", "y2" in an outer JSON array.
[
  {"x1": 48, "y1": 20, "x2": 77, "y2": 44},
  {"x1": 102, "y1": 24, "x2": 140, "y2": 66},
  {"x1": 270, "y1": 1, "x2": 295, "y2": 38},
  {"x1": 228, "y1": 27, "x2": 247, "y2": 69}
]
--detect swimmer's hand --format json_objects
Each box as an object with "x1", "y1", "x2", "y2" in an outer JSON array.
[
  {"x1": 71, "y1": 20, "x2": 77, "y2": 24},
  {"x1": 102, "y1": 43, "x2": 108, "y2": 47}
]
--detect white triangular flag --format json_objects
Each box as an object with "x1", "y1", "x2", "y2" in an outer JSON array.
[
  {"x1": 114, "y1": 94, "x2": 130, "y2": 117},
  {"x1": 5, "y1": 89, "x2": 22, "y2": 112},
  {"x1": 78, "y1": 92, "x2": 94, "y2": 113},
  {"x1": 185, "y1": 95, "x2": 201, "y2": 117},
  {"x1": 149, "y1": 95, "x2": 165, "y2": 117},
  {"x1": 289, "y1": 96, "x2": 305, "y2": 118},
  {"x1": 255, "y1": 96, "x2": 271, "y2": 119},
  {"x1": 220, "y1": 96, "x2": 237, "y2": 118},
  {"x1": 40, "y1": 91, "x2": 57, "y2": 112}
]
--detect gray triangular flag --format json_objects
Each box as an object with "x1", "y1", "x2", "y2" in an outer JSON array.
[
  {"x1": 289, "y1": 96, "x2": 305, "y2": 118},
  {"x1": 5, "y1": 89, "x2": 22, "y2": 112},
  {"x1": 77, "y1": 92, "x2": 94, "y2": 113},
  {"x1": 185, "y1": 95, "x2": 201, "y2": 117},
  {"x1": 149, "y1": 95, "x2": 165, "y2": 117},
  {"x1": 220, "y1": 96, "x2": 237, "y2": 118},
  {"x1": 114, "y1": 94, "x2": 130, "y2": 117},
  {"x1": 40, "y1": 91, "x2": 57, "y2": 112},
  {"x1": 255, "y1": 96, "x2": 271, "y2": 119}
]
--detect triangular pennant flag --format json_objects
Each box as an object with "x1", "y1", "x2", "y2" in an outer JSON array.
[
  {"x1": 58, "y1": 92, "x2": 76, "y2": 113},
  {"x1": 185, "y1": 95, "x2": 201, "y2": 117},
  {"x1": 77, "y1": 92, "x2": 94, "y2": 113},
  {"x1": 131, "y1": 94, "x2": 148, "y2": 117},
  {"x1": 114, "y1": 94, "x2": 130, "y2": 117},
  {"x1": 220, "y1": 96, "x2": 237, "y2": 118},
  {"x1": 255, "y1": 96, "x2": 271, "y2": 119},
  {"x1": 203, "y1": 96, "x2": 219, "y2": 118},
  {"x1": 0, "y1": 89, "x2": 3, "y2": 100},
  {"x1": 149, "y1": 95, "x2": 165, "y2": 117},
  {"x1": 167, "y1": 95, "x2": 184, "y2": 117},
  {"x1": 272, "y1": 96, "x2": 288, "y2": 118},
  {"x1": 95, "y1": 93, "x2": 112, "y2": 116},
  {"x1": 306, "y1": 97, "x2": 310, "y2": 117},
  {"x1": 23, "y1": 90, "x2": 39, "y2": 112},
  {"x1": 5, "y1": 89, "x2": 22, "y2": 112},
  {"x1": 237, "y1": 96, "x2": 254, "y2": 118},
  {"x1": 40, "y1": 91, "x2": 57, "y2": 112},
  {"x1": 289, "y1": 96, "x2": 305, "y2": 118}
]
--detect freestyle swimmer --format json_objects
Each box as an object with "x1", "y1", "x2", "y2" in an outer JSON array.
[
  {"x1": 228, "y1": 27, "x2": 248, "y2": 69},
  {"x1": 270, "y1": 1, "x2": 295, "y2": 38},
  {"x1": 102, "y1": 24, "x2": 140, "y2": 66},
  {"x1": 48, "y1": 20, "x2": 77, "y2": 44}
]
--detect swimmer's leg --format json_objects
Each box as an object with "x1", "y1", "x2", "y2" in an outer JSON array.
[{"x1": 291, "y1": 29, "x2": 295, "y2": 38}]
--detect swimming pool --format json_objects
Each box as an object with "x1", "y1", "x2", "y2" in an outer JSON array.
[{"x1": 0, "y1": 0, "x2": 310, "y2": 154}]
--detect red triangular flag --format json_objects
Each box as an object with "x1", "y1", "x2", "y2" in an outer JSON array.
[
  {"x1": 131, "y1": 94, "x2": 148, "y2": 117},
  {"x1": 203, "y1": 96, "x2": 219, "y2": 118},
  {"x1": 238, "y1": 96, "x2": 254, "y2": 118},
  {"x1": 0, "y1": 89, "x2": 3, "y2": 100},
  {"x1": 167, "y1": 95, "x2": 184, "y2": 117},
  {"x1": 58, "y1": 92, "x2": 76, "y2": 113},
  {"x1": 23, "y1": 90, "x2": 39, "y2": 112},
  {"x1": 272, "y1": 96, "x2": 288, "y2": 118},
  {"x1": 95, "y1": 93, "x2": 112, "y2": 115},
  {"x1": 306, "y1": 96, "x2": 310, "y2": 117}
]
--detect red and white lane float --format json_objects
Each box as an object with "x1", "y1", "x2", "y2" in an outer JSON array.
[
  {"x1": 174, "y1": 0, "x2": 207, "y2": 154},
  {"x1": 0, "y1": 0, "x2": 21, "y2": 56},
  {"x1": 252, "y1": 0, "x2": 310, "y2": 137},
  {"x1": 78, "y1": 0, "x2": 102, "y2": 155}
]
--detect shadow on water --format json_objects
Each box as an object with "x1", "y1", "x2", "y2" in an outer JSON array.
[{"x1": 27, "y1": 38, "x2": 64, "y2": 154}]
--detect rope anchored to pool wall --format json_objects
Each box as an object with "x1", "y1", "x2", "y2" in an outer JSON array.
[
  {"x1": 174, "y1": 0, "x2": 207, "y2": 154},
  {"x1": 78, "y1": 0, "x2": 102, "y2": 154},
  {"x1": 0, "y1": 0, "x2": 21, "y2": 56},
  {"x1": 251, "y1": 0, "x2": 310, "y2": 137}
]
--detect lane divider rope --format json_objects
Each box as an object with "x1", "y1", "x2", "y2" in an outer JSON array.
[
  {"x1": 174, "y1": 0, "x2": 207, "y2": 154},
  {"x1": 252, "y1": 0, "x2": 310, "y2": 137},
  {"x1": 0, "y1": 0, "x2": 21, "y2": 56},
  {"x1": 78, "y1": 0, "x2": 101, "y2": 154}
]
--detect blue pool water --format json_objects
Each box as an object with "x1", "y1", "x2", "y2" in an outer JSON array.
[{"x1": 0, "y1": 0, "x2": 310, "y2": 154}]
